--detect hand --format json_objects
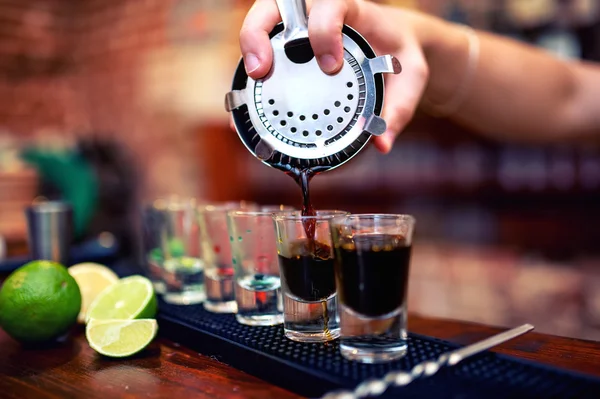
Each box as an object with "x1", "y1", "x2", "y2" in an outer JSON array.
[{"x1": 238, "y1": 0, "x2": 430, "y2": 153}]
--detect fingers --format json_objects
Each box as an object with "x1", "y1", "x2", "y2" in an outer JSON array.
[
  {"x1": 239, "y1": 0, "x2": 281, "y2": 79},
  {"x1": 308, "y1": 0, "x2": 362, "y2": 74},
  {"x1": 373, "y1": 46, "x2": 429, "y2": 154},
  {"x1": 308, "y1": 0, "x2": 348, "y2": 74}
]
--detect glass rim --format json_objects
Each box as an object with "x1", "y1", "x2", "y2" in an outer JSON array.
[
  {"x1": 199, "y1": 200, "x2": 257, "y2": 213},
  {"x1": 228, "y1": 209, "x2": 288, "y2": 218},
  {"x1": 331, "y1": 213, "x2": 415, "y2": 225},
  {"x1": 272, "y1": 210, "x2": 349, "y2": 221},
  {"x1": 27, "y1": 200, "x2": 72, "y2": 213},
  {"x1": 143, "y1": 197, "x2": 200, "y2": 212},
  {"x1": 258, "y1": 204, "x2": 297, "y2": 211}
]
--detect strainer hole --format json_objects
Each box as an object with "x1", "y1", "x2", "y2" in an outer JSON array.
[
  {"x1": 327, "y1": 125, "x2": 333, "y2": 131},
  {"x1": 324, "y1": 109, "x2": 330, "y2": 115},
  {"x1": 312, "y1": 114, "x2": 318, "y2": 120},
  {"x1": 291, "y1": 127, "x2": 297, "y2": 133},
  {"x1": 344, "y1": 106, "x2": 351, "y2": 113},
  {"x1": 302, "y1": 131, "x2": 309, "y2": 137},
  {"x1": 273, "y1": 110, "x2": 279, "y2": 116},
  {"x1": 284, "y1": 38, "x2": 315, "y2": 64},
  {"x1": 347, "y1": 94, "x2": 354, "y2": 100},
  {"x1": 334, "y1": 101, "x2": 341, "y2": 107},
  {"x1": 337, "y1": 117, "x2": 344, "y2": 123},
  {"x1": 287, "y1": 111, "x2": 293, "y2": 117},
  {"x1": 268, "y1": 99, "x2": 275, "y2": 105},
  {"x1": 347, "y1": 82, "x2": 353, "y2": 88},
  {"x1": 316, "y1": 130, "x2": 322, "y2": 136},
  {"x1": 280, "y1": 120, "x2": 287, "y2": 126},
  {"x1": 300, "y1": 115, "x2": 306, "y2": 121}
]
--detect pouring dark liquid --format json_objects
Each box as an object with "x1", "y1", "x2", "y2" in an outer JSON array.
[
  {"x1": 286, "y1": 167, "x2": 320, "y2": 240},
  {"x1": 279, "y1": 167, "x2": 336, "y2": 298},
  {"x1": 273, "y1": 163, "x2": 336, "y2": 339}
]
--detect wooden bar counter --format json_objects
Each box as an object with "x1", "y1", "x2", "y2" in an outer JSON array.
[
  {"x1": 1, "y1": 235, "x2": 599, "y2": 398},
  {"x1": 1, "y1": 313, "x2": 599, "y2": 399}
]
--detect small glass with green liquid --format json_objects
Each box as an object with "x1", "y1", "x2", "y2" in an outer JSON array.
[
  {"x1": 162, "y1": 255, "x2": 206, "y2": 305},
  {"x1": 146, "y1": 198, "x2": 206, "y2": 305}
]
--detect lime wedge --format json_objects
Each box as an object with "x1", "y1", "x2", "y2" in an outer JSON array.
[
  {"x1": 86, "y1": 275, "x2": 157, "y2": 323},
  {"x1": 86, "y1": 318, "x2": 158, "y2": 357},
  {"x1": 68, "y1": 262, "x2": 119, "y2": 324}
]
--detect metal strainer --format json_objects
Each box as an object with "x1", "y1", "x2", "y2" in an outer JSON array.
[{"x1": 225, "y1": 0, "x2": 401, "y2": 172}]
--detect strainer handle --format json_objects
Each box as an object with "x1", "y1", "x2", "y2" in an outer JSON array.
[{"x1": 275, "y1": 0, "x2": 309, "y2": 41}]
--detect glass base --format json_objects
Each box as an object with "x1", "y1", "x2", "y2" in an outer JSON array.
[
  {"x1": 282, "y1": 293, "x2": 340, "y2": 343},
  {"x1": 204, "y1": 299, "x2": 238, "y2": 313},
  {"x1": 236, "y1": 313, "x2": 284, "y2": 326},
  {"x1": 284, "y1": 328, "x2": 341, "y2": 343},
  {"x1": 163, "y1": 290, "x2": 205, "y2": 305},
  {"x1": 340, "y1": 342, "x2": 407, "y2": 363},
  {"x1": 152, "y1": 281, "x2": 166, "y2": 294}
]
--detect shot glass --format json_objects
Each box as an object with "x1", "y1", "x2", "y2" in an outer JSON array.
[
  {"x1": 273, "y1": 210, "x2": 348, "y2": 342},
  {"x1": 199, "y1": 201, "x2": 257, "y2": 313},
  {"x1": 140, "y1": 200, "x2": 168, "y2": 294},
  {"x1": 330, "y1": 214, "x2": 416, "y2": 363},
  {"x1": 154, "y1": 197, "x2": 205, "y2": 305},
  {"x1": 25, "y1": 200, "x2": 73, "y2": 265},
  {"x1": 227, "y1": 210, "x2": 286, "y2": 326}
]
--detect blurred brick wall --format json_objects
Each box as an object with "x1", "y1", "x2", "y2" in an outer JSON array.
[
  {"x1": 0, "y1": 0, "x2": 85, "y2": 135},
  {"x1": 71, "y1": 0, "x2": 180, "y2": 198},
  {"x1": 0, "y1": 0, "x2": 246, "y2": 199}
]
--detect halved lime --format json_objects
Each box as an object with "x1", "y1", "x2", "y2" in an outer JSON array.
[
  {"x1": 86, "y1": 318, "x2": 158, "y2": 357},
  {"x1": 86, "y1": 275, "x2": 157, "y2": 323},
  {"x1": 69, "y1": 262, "x2": 119, "y2": 323}
]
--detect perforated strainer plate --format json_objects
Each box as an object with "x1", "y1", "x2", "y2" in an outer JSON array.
[
  {"x1": 225, "y1": 0, "x2": 401, "y2": 172},
  {"x1": 257, "y1": 50, "x2": 362, "y2": 147}
]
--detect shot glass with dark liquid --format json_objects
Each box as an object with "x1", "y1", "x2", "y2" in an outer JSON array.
[
  {"x1": 226, "y1": 207, "x2": 294, "y2": 326},
  {"x1": 273, "y1": 210, "x2": 348, "y2": 342},
  {"x1": 330, "y1": 214, "x2": 415, "y2": 363},
  {"x1": 198, "y1": 201, "x2": 258, "y2": 313}
]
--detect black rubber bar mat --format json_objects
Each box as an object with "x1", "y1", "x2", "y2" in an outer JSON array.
[{"x1": 156, "y1": 299, "x2": 600, "y2": 399}]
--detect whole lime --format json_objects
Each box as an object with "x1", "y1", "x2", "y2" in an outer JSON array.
[{"x1": 0, "y1": 260, "x2": 81, "y2": 343}]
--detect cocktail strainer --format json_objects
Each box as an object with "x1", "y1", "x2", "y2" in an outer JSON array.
[{"x1": 225, "y1": 0, "x2": 401, "y2": 173}]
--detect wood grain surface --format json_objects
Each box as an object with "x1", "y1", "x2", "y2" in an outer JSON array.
[{"x1": 1, "y1": 314, "x2": 599, "y2": 399}]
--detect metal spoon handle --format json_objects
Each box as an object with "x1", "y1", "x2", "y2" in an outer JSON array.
[
  {"x1": 322, "y1": 323, "x2": 535, "y2": 399},
  {"x1": 448, "y1": 323, "x2": 534, "y2": 365}
]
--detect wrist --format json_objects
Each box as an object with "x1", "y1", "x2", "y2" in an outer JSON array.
[{"x1": 416, "y1": 15, "x2": 478, "y2": 115}]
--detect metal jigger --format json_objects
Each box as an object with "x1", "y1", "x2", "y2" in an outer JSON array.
[{"x1": 25, "y1": 200, "x2": 74, "y2": 265}]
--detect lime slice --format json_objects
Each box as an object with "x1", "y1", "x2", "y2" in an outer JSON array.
[
  {"x1": 86, "y1": 275, "x2": 157, "y2": 323},
  {"x1": 86, "y1": 318, "x2": 158, "y2": 357},
  {"x1": 69, "y1": 263, "x2": 119, "y2": 324}
]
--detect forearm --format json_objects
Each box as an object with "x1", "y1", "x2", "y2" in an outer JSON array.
[{"x1": 411, "y1": 12, "x2": 599, "y2": 143}]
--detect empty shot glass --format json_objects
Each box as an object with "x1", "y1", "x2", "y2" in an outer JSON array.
[
  {"x1": 273, "y1": 210, "x2": 348, "y2": 342},
  {"x1": 330, "y1": 214, "x2": 416, "y2": 363},
  {"x1": 227, "y1": 210, "x2": 287, "y2": 326},
  {"x1": 156, "y1": 197, "x2": 205, "y2": 305},
  {"x1": 140, "y1": 200, "x2": 168, "y2": 294},
  {"x1": 199, "y1": 201, "x2": 257, "y2": 313}
]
